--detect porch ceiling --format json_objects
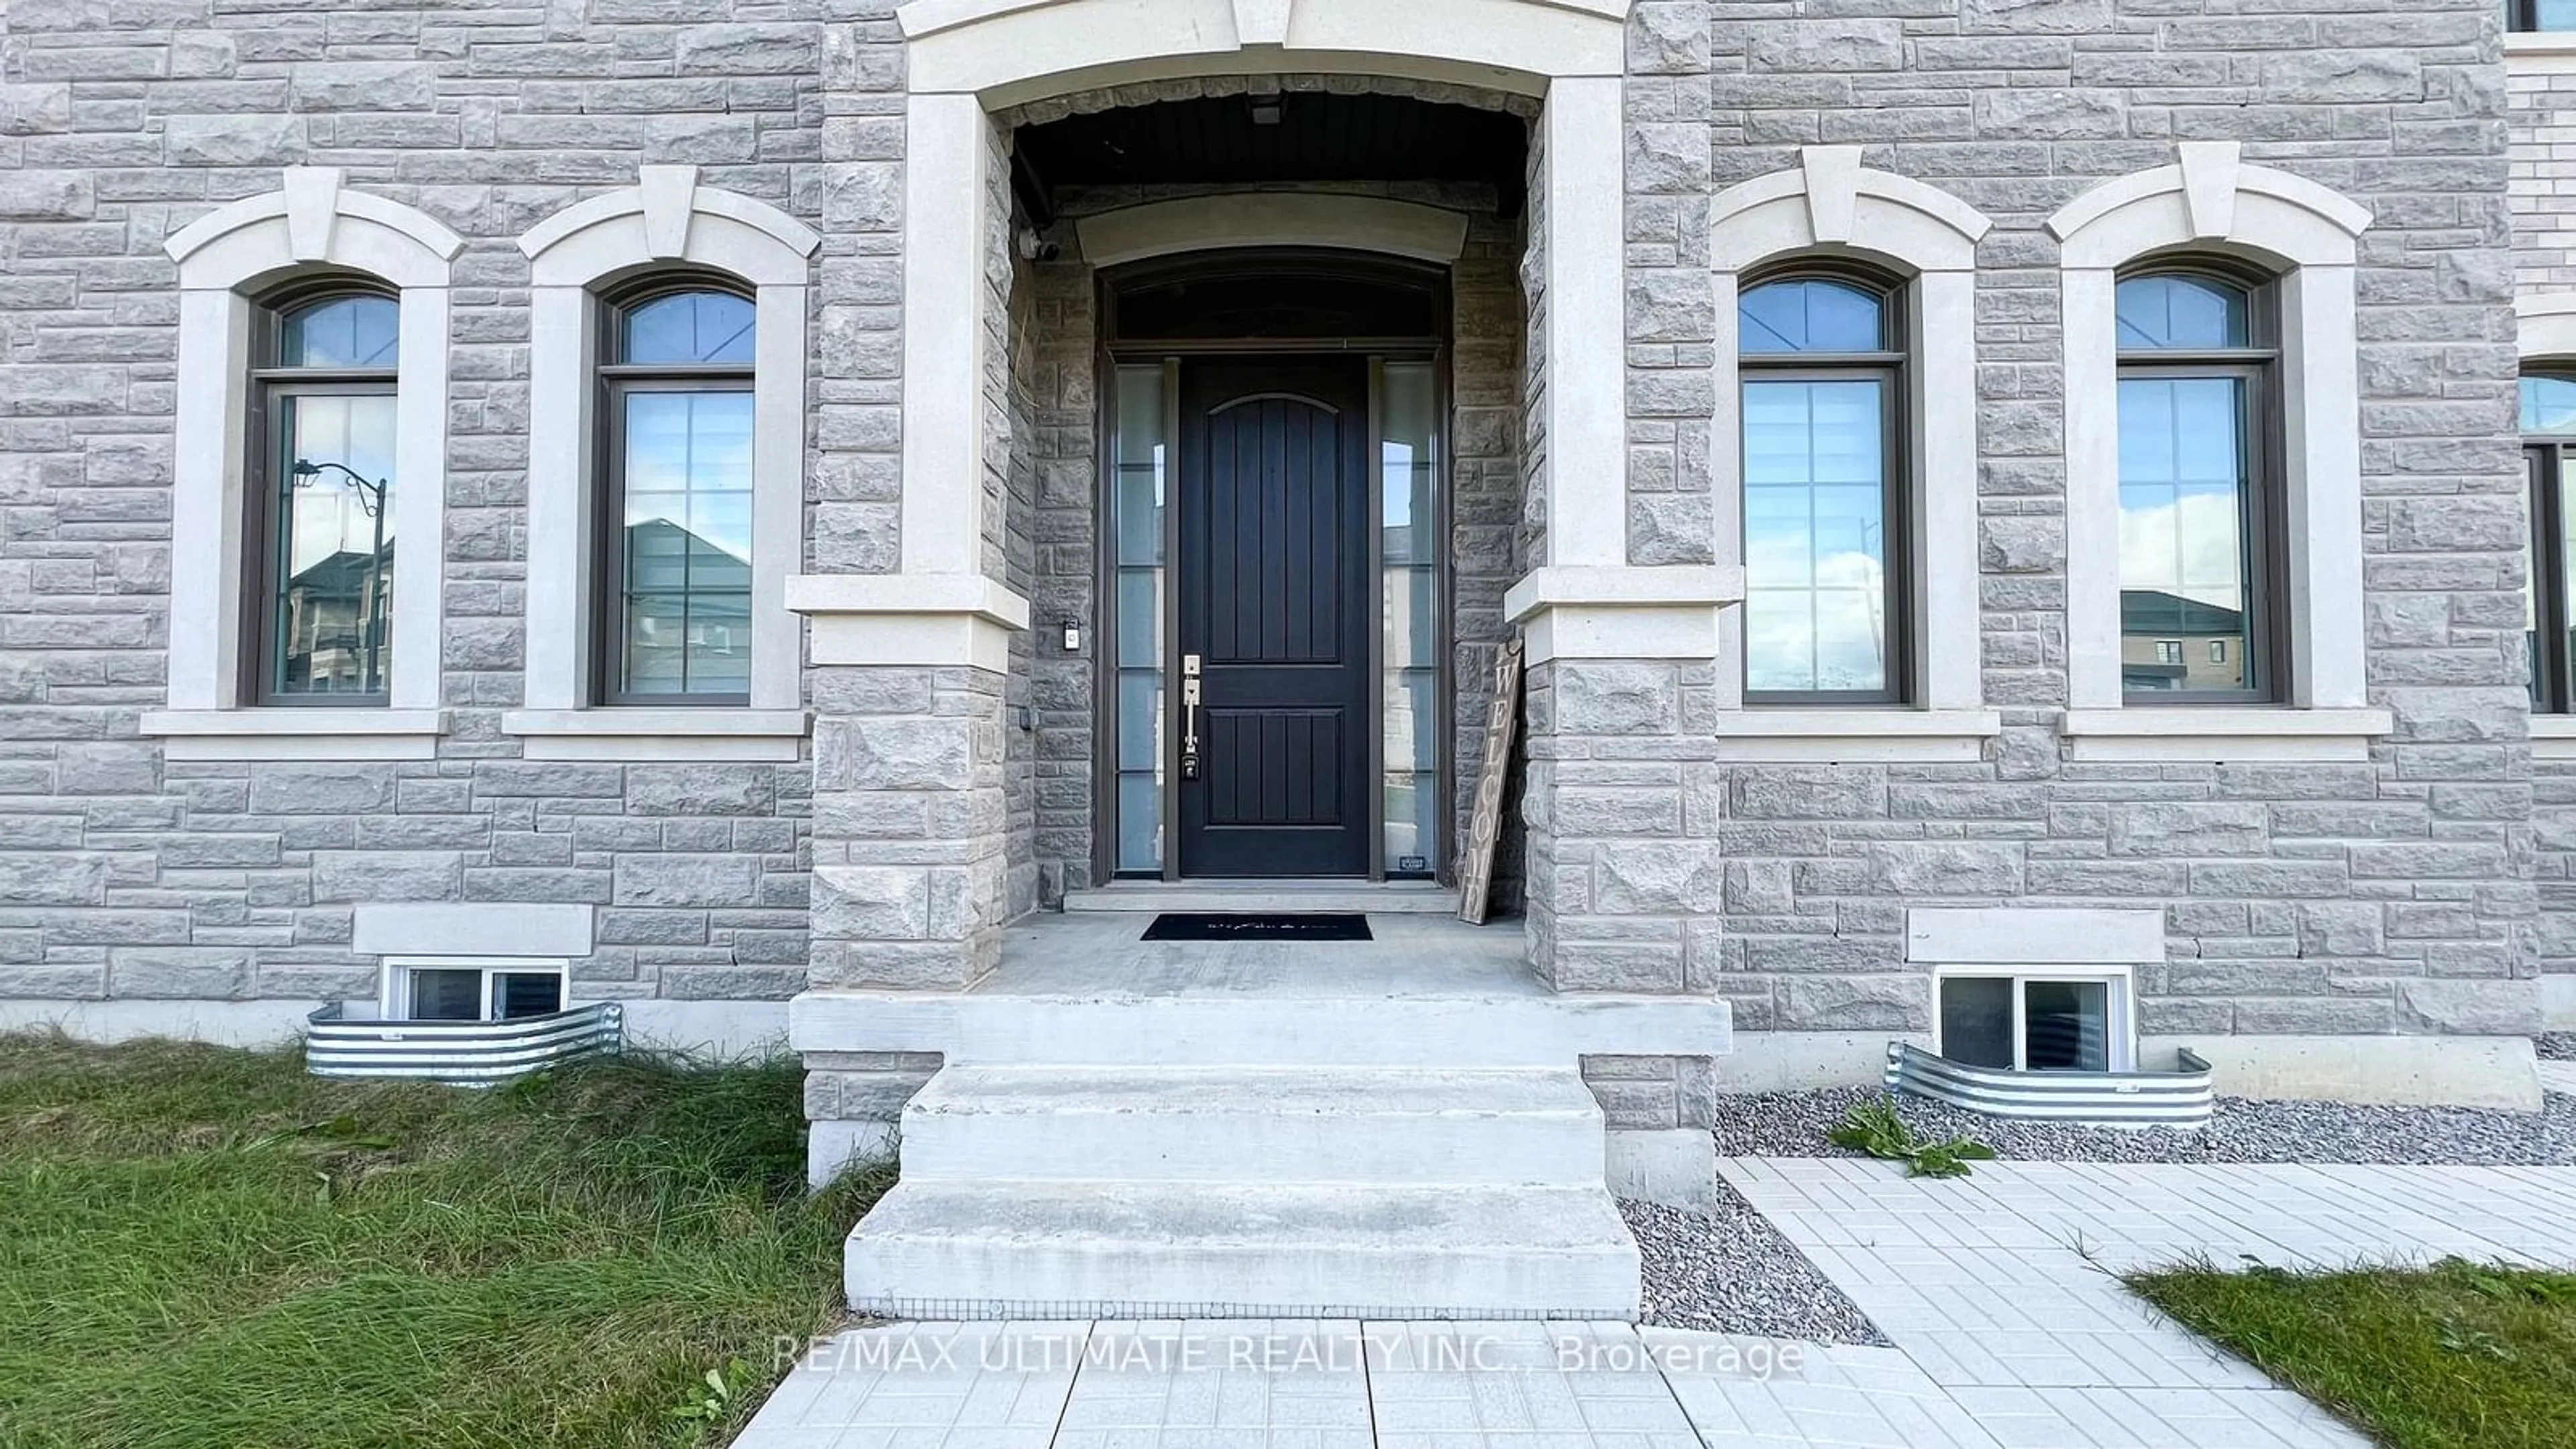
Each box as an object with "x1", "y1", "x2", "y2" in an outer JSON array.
[{"x1": 1012, "y1": 93, "x2": 1530, "y2": 223}]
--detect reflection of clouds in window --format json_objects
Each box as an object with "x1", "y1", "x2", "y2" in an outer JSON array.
[
  {"x1": 621, "y1": 291, "x2": 755, "y2": 366},
  {"x1": 1739, "y1": 278, "x2": 1882, "y2": 355},
  {"x1": 1742, "y1": 378, "x2": 1886, "y2": 692},
  {"x1": 2523, "y1": 376, "x2": 2576, "y2": 435},
  {"x1": 2114, "y1": 274, "x2": 2245, "y2": 351},
  {"x1": 622, "y1": 391, "x2": 753, "y2": 559},
  {"x1": 2116, "y1": 378, "x2": 2246, "y2": 610},
  {"x1": 282, "y1": 394, "x2": 399, "y2": 576},
  {"x1": 282, "y1": 295, "x2": 399, "y2": 368}
]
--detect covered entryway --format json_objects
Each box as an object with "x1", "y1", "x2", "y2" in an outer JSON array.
[{"x1": 792, "y1": 0, "x2": 1733, "y2": 1324}]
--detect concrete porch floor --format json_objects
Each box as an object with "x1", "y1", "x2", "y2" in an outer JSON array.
[{"x1": 981, "y1": 911, "x2": 1537, "y2": 1000}]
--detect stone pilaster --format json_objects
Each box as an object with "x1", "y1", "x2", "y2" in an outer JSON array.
[
  {"x1": 791, "y1": 576, "x2": 1030, "y2": 993},
  {"x1": 1508, "y1": 568, "x2": 1733, "y2": 995},
  {"x1": 806, "y1": 663, "x2": 1012, "y2": 990}
]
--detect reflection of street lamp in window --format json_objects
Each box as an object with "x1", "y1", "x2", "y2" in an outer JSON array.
[{"x1": 291, "y1": 459, "x2": 389, "y2": 695}]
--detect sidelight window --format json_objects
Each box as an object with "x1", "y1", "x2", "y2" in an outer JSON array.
[
  {"x1": 1110, "y1": 363, "x2": 1173, "y2": 875},
  {"x1": 1379, "y1": 361, "x2": 1442, "y2": 877},
  {"x1": 2524, "y1": 372, "x2": 2576, "y2": 711},
  {"x1": 598, "y1": 284, "x2": 757, "y2": 704},
  {"x1": 2113, "y1": 269, "x2": 2281, "y2": 702},
  {"x1": 1738, "y1": 273, "x2": 1905, "y2": 702},
  {"x1": 251, "y1": 287, "x2": 401, "y2": 704}
]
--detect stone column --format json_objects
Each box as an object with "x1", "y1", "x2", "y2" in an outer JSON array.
[{"x1": 1509, "y1": 568, "x2": 1733, "y2": 1205}]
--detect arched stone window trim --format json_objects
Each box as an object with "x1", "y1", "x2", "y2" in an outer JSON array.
[
  {"x1": 141, "y1": 167, "x2": 462, "y2": 761},
  {"x1": 2049, "y1": 142, "x2": 2388, "y2": 761},
  {"x1": 506, "y1": 166, "x2": 819, "y2": 761},
  {"x1": 1703, "y1": 146, "x2": 2001, "y2": 763}
]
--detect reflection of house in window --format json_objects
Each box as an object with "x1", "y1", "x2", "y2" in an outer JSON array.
[
  {"x1": 280, "y1": 545, "x2": 393, "y2": 694},
  {"x1": 2120, "y1": 588, "x2": 2244, "y2": 692},
  {"x1": 620, "y1": 517, "x2": 751, "y2": 694}
]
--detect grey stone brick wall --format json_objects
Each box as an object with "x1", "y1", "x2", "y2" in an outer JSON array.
[
  {"x1": 0, "y1": 0, "x2": 2551, "y2": 1055},
  {"x1": 0, "y1": 0, "x2": 831, "y2": 1008},
  {"x1": 1663, "y1": 1, "x2": 2538, "y2": 1042}
]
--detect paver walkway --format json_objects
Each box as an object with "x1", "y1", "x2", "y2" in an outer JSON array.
[{"x1": 733, "y1": 1160, "x2": 2576, "y2": 1448}]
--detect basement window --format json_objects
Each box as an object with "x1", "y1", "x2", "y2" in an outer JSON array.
[
  {"x1": 380, "y1": 957, "x2": 569, "y2": 1023},
  {"x1": 1934, "y1": 967, "x2": 2135, "y2": 1072}
]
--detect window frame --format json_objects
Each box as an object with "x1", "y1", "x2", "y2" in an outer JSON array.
[
  {"x1": 378, "y1": 955, "x2": 570, "y2": 1023},
  {"x1": 2112, "y1": 263, "x2": 2290, "y2": 709},
  {"x1": 1735, "y1": 266, "x2": 1913, "y2": 708},
  {"x1": 2510, "y1": 0, "x2": 2569, "y2": 33},
  {"x1": 1931, "y1": 963, "x2": 2137, "y2": 1073},
  {"x1": 244, "y1": 278, "x2": 402, "y2": 709},
  {"x1": 592, "y1": 276, "x2": 760, "y2": 709},
  {"x1": 2526, "y1": 371, "x2": 2576, "y2": 714}
]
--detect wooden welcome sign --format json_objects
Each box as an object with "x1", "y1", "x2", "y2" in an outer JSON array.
[{"x1": 1456, "y1": 636, "x2": 1524, "y2": 926}]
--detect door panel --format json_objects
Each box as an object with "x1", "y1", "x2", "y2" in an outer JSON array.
[{"x1": 1176, "y1": 358, "x2": 1371, "y2": 877}]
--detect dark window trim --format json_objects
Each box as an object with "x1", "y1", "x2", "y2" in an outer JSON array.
[
  {"x1": 2526, "y1": 368, "x2": 2576, "y2": 712},
  {"x1": 244, "y1": 278, "x2": 399, "y2": 708},
  {"x1": 1737, "y1": 264, "x2": 1912, "y2": 707},
  {"x1": 592, "y1": 275, "x2": 758, "y2": 708},
  {"x1": 2510, "y1": 0, "x2": 2561, "y2": 33},
  {"x1": 2114, "y1": 264, "x2": 2288, "y2": 708}
]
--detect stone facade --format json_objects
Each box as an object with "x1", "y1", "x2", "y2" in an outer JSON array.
[{"x1": 0, "y1": 0, "x2": 2558, "y2": 1087}]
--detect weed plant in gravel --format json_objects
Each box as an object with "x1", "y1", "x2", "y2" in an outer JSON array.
[{"x1": 0, "y1": 1032, "x2": 891, "y2": 1449}]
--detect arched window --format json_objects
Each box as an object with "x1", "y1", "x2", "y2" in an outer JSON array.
[
  {"x1": 1737, "y1": 272, "x2": 1906, "y2": 703},
  {"x1": 252, "y1": 284, "x2": 401, "y2": 703},
  {"x1": 596, "y1": 281, "x2": 758, "y2": 704},
  {"x1": 2112, "y1": 267, "x2": 2281, "y2": 703},
  {"x1": 2525, "y1": 371, "x2": 2576, "y2": 712}
]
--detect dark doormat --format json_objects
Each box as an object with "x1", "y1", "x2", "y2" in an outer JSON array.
[{"x1": 1141, "y1": 913, "x2": 1373, "y2": 943}]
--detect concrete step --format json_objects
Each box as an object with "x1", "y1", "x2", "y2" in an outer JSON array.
[
  {"x1": 1062, "y1": 881, "x2": 1461, "y2": 914},
  {"x1": 796, "y1": 991, "x2": 1732, "y2": 1067},
  {"x1": 900, "y1": 1065, "x2": 1605, "y2": 1186},
  {"x1": 845, "y1": 1179, "x2": 1640, "y2": 1319}
]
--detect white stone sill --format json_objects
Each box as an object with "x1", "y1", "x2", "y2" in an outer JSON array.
[
  {"x1": 2061, "y1": 706, "x2": 2392, "y2": 763},
  {"x1": 2531, "y1": 716, "x2": 2576, "y2": 761},
  {"x1": 1709, "y1": 708, "x2": 2000, "y2": 763},
  {"x1": 500, "y1": 708, "x2": 810, "y2": 762},
  {"x1": 2508, "y1": 33, "x2": 2576, "y2": 68},
  {"x1": 138, "y1": 708, "x2": 447, "y2": 761}
]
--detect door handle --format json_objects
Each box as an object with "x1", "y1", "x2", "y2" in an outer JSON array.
[{"x1": 1181, "y1": 655, "x2": 1203, "y2": 781}]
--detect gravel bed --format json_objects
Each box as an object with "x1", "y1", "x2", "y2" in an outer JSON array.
[
  {"x1": 2539, "y1": 1032, "x2": 2576, "y2": 1063},
  {"x1": 1621, "y1": 1183, "x2": 1890, "y2": 1346},
  {"x1": 1712, "y1": 1084, "x2": 2576, "y2": 1167}
]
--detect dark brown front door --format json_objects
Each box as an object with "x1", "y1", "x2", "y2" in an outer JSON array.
[{"x1": 1174, "y1": 357, "x2": 1372, "y2": 877}]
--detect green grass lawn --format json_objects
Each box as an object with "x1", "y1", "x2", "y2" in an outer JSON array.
[
  {"x1": 0, "y1": 1033, "x2": 890, "y2": 1449},
  {"x1": 2129, "y1": 1257, "x2": 2576, "y2": 1449}
]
